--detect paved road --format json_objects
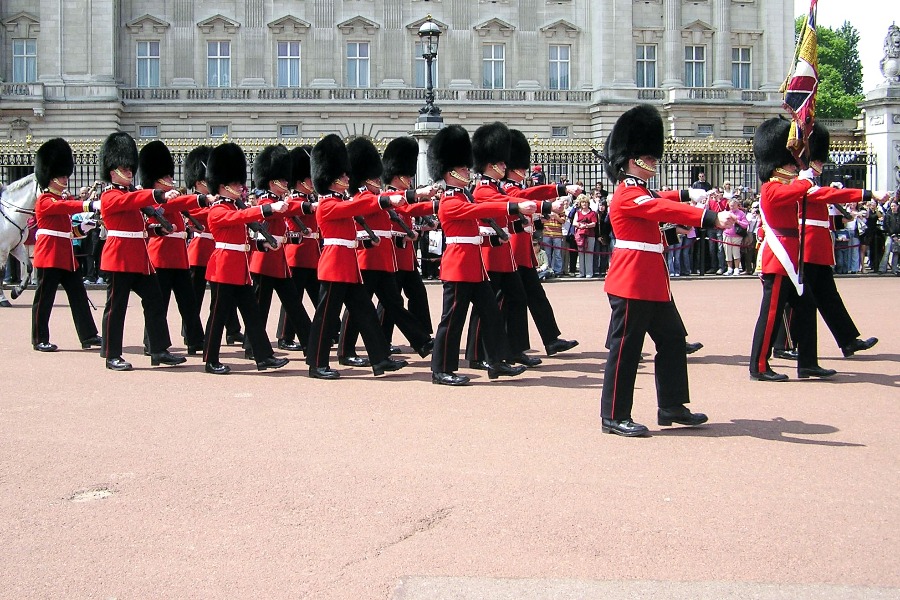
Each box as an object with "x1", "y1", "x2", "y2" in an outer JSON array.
[{"x1": 1, "y1": 277, "x2": 897, "y2": 599}]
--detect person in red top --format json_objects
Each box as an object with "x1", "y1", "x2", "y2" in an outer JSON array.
[
  {"x1": 336, "y1": 137, "x2": 434, "y2": 366},
  {"x1": 184, "y1": 145, "x2": 244, "y2": 346},
  {"x1": 96, "y1": 131, "x2": 186, "y2": 372},
  {"x1": 276, "y1": 145, "x2": 321, "y2": 351},
  {"x1": 305, "y1": 134, "x2": 408, "y2": 380},
  {"x1": 246, "y1": 144, "x2": 314, "y2": 359},
  {"x1": 30, "y1": 138, "x2": 102, "y2": 352},
  {"x1": 503, "y1": 129, "x2": 580, "y2": 357},
  {"x1": 427, "y1": 125, "x2": 535, "y2": 386},
  {"x1": 600, "y1": 104, "x2": 733, "y2": 437},
  {"x1": 202, "y1": 142, "x2": 290, "y2": 375},
  {"x1": 138, "y1": 141, "x2": 207, "y2": 355}
]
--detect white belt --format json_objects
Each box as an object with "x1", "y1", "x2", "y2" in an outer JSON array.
[
  {"x1": 479, "y1": 226, "x2": 510, "y2": 237},
  {"x1": 445, "y1": 236, "x2": 482, "y2": 245},
  {"x1": 804, "y1": 219, "x2": 830, "y2": 228},
  {"x1": 252, "y1": 232, "x2": 285, "y2": 244},
  {"x1": 215, "y1": 242, "x2": 250, "y2": 252},
  {"x1": 165, "y1": 231, "x2": 187, "y2": 239},
  {"x1": 107, "y1": 229, "x2": 148, "y2": 239},
  {"x1": 303, "y1": 232, "x2": 320, "y2": 240},
  {"x1": 36, "y1": 228, "x2": 73, "y2": 239},
  {"x1": 323, "y1": 238, "x2": 358, "y2": 248},
  {"x1": 392, "y1": 230, "x2": 408, "y2": 237},
  {"x1": 615, "y1": 240, "x2": 664, "y2": 253},
  {"x1": 195, "y1": 232, "x2": 214, "y2": 240},
  {"x1": 523, "y1": 226, "x2": 534, "y2": 234}
]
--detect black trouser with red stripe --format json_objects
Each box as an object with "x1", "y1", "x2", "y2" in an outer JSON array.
[
  {"x1": 465, "y1": 269, "x2": 529, "y2": 362},
  {"x1": 190, "y1": 265, "x2": 242, "y2": 339},
  {"x1": 600, "y1": 294, "x2": 690, "y2": 421},
  {"x1": 246, "y1": 273, "x2": 311, "y2": 353},
  {"x1": 338, "y1": 270, "x2": 431, "y2": 359},
  {"x1": 379, "y1": 268, "x2": 432, "y2": 341},
  {"x1": 276, "y1": 266, "x2": 319, "y2": 343},
  {"x1": 432, "y1": 280, "x2": 513, "y2": 374},
  {"x1": 151, "y1": 267, "x2": 205, "y2": 348},
  {"x1": 306, "y1": 281, "x2": 389, "y2": 369},
  {"x1": 31, "y1": 267, "x2": 98, "y2": 346},
  {"x1": 749, "y1": 273, "x2": 818, "y2": 375},
  {"x1": 517, "y1": 265, "x2": 562, "y2": 347},
  {"x1": 203, "y1": 282, "x2": 274, "y2": 365},
  {"x1": 101, "y1": 271, "x2": 170, "y2": 359}
]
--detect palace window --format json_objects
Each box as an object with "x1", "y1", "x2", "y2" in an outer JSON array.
[
  {"x1": 549, "y1": 45, "x2": 570, "y2": 90},
  {"x1": 277, "y1": 41, "x2": 301, "y2": 88},
  {"x1": 12, "y1": 39, "x2": 37, "y2": 83},
  {"x1": 732, "y1": 47, "x2": 751, "y2": 89},
  {"x1": 207, "y1": 41, "x2": 231, "y2": 88},
  {"x1": 414, "y1": 41, "x2": 439, "y2": 88},
  {"x1": 684, "y1": 45, "x2": 706, "y2": 87},
  {"x1": 346, "y1": 42, "x2": 370, "y2": 88},
  {"x1": 636, "y1": 44, "x2": 657, "y2": 88},
  {"x1": 136, "y1": 41, "x2": 160, "y2": 88},
  {"x1": 482, "y1": 44, "x2": 505, "y2": 89}
]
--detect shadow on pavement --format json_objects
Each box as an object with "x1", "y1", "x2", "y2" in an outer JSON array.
[{"x1": 654, "y1": 416, "x2": 866, "y2": 447}]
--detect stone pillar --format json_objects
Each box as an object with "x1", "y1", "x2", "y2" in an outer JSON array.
[
  {"x1": 611, "y1": 0, "x2": 635, "y2": 87},
  {"x1": 240, "y1": 0, "x2": 266, "y2": 87},
  {"x1": 712, "y1": 0, "x2": 732, "y2": 88},
  {"x1": 760, "y1": 0, "x2": 792, "y2": 91},
  {"x1": 661, "y1": 0, "x2": 683, "y2": 88},
  {"x1": 860, "y1": 86, "x2": 900, "y2": 191},
  {"x1": 171, "y1": 0, "x2": 196, "y2": 87}
]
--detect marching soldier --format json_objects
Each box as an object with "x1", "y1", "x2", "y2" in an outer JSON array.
[
  {"x1": 427, "y1": 124, "x2": 533, "y2": 386},
  {"x1": 378, "y1": 136, "x2": 439, "y2": 345},
  {"x1": 247, "y1": 144, "x2": 314, "y2": 359},
  {"x1": 138, "y1": 140, "x2": 207, "y2": 355},
  {"x1": 336, "y1": 137, "x2": 434, "y2": 367},
  {"x1": 305, "y1": 134, "x2": 408, "y2": 379},
  {"x1": 184, "y1": 145, "x2": 245, "y2": 346},
  {"x1": 503, "y1": 128, "x2": 581, "y2": 357},
  {"x1": 202, "y1": 142, "x2": 290, "y2": 374},
  {"x1": 276, "y1": 145, "x2": 321, "y2": 351},
  {"x1": 31, "y1": 138, "x2": 102, "y2": 352},
  {"x1": 96, "y1": 131, "x2": 185, "y2": 371},
  {"x1": 600, "y1": 105, "x2": 732, "y2": 436}
]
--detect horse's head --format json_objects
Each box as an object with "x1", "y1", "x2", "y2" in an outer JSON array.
[{"x1": 1, "y1": 173, "x2": 39, "y2": 210}]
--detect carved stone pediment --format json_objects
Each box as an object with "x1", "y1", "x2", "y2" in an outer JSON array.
[
  {"x1": 337, "y1": 16, "x2": 380, "y2": 35},
  {"x1": 197, "y1": 14, "x2": 241, "y2": 35},
  {"x1": 539, "y1": 19, "x2": 580, "y2": 39},
  {"x1": 473, "y1": 18, "x2": 516, "y2": 38},
  {"x1": 267, "y1": 15, "x2": 311, "y2": 35},
  {"x1": 681, "y1": 20, "x2": 715, "y2": 44},
  {"x1": 405, "y1": 16, "x2": 449, "y2": 34},
  {"x1": 2, "y1": 11, "x2": 40, "y2": 36},
  {"x1": 126, "y1": 14, "x2": 171, "y2": 34}
]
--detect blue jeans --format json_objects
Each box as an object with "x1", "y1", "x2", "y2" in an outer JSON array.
[
  {"x1": 678, "y1": 239, "x2": 693, "y2": 275},
  {"x1": 543, "y1": 236, "x2": 565, "y2": 275}
]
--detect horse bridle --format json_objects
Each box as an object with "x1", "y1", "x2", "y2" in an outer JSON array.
[{"x1": 0, "y1": 194, "x2": 33, "y2": 245}]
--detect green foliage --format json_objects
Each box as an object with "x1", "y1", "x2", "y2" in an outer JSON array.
[{"x1": 792, "y1": 16, "x2": 864, "y2": 119}]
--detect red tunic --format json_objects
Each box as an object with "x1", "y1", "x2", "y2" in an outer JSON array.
[
  {"x1": 146, "y1": 194, "x2": 205, "y2": 270},
  {"x1": 604, "y1": 177, "x2": 710, "y2": 302},
  {"x1": 187, "y1": 208, "x2": 215, "y2": 268},
  {"x1": 284, "y1": 192, "x2": 320, "y2": 270},
  {"x1": 393, "y1": 199, "x2": 438, "y2": 272},
  {"x1": 503, "y1": 181, "x2": 564, "y2": 268},
  {"x1": 99, "y1": 185, "x2": 162, "y2": 274},
  {"x1": 205, "y1": 200, "x2": 270, "y2": 286},
  {"x1": 249, "y1": 193, "x2": 310, "y2": 279},
  {"x1": 353, "y1": 189, "x2": 408, "y2": 273},
  {"x1": 315, "y1": 191, "x2": 385, "y2": 284},
  {"x1": 473, "y1": 179, "x2": 517, "y2": 273},
  {"x1": 33, "y1": 192, "x2": 87, "y2": 271},
  {"x1": 437, "y1": 187, "x2": 521, "y2": 283},
  {"x1": 799, "y1": 186, "x2": 871, "y2": 266}
]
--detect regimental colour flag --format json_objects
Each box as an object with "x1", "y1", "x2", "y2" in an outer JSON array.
[{"x1": 781, "y1": 0, "x2": 819, "y2": 157}]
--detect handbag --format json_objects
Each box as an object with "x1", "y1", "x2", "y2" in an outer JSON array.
[{"x1": 733, "y1": 223, "x2": 748, "y2": 236}]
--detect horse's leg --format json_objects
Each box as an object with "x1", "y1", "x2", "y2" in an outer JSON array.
[
  {"x1": 0, "y1": 248, "x2": 10, "y2": 307},
  {"x1": 10, "y1": 244, "x2": 30, "y2": 300}
]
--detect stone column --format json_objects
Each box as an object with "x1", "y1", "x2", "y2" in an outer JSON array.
[
  {"x1": 860, "y1": 85, "x2": 900, "y2": 191},
  {"x1": 611, "y1": 0, "x2": 635, "y2": 87},
  {"x1": 240, "y1": 0, "x2": 266, "y2": 87},
  {"x1": 661, "y1": 0, "x2": 683, "y2": 88},
  {"x1": 171, "y1": 0, "x2": 196, "y2": 87},
  {"x1": 712, "y1": 0, "x2": 732, "y2": 87},
  {"x1": 760, "y1": 0, "x2": 792, "y2": 91}
]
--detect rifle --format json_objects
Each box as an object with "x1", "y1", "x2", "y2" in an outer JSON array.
[
  {"x1": 233, "y1": 195, "x2": 278, "y2": 247},
  {"x1": 286, "y1": 193, "x2": 312, "y2": 235},
  {"x1": 387, "y1": 208, "x2": 417, "y2": 240},
  {"x1": 176, "y1": 187, "x2": 205, "y2": 233},
  {"x1": 354, "y1": 216, "x2": 380, "y2": 245},
  {"x1": 141, "y1": 206, "x2": 173, "y2": 234},
  {"x1": 483, "y1": 218, "x2": 509, "y2": 242}
]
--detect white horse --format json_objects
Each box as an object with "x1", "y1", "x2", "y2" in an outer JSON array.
[{"x1": 0, "y1": 173, "x2": 39, "y2": 307}]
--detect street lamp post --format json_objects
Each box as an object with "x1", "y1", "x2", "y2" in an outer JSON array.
[{"x1": 417, "y1": 16, "x2": 442, "y2": 124}]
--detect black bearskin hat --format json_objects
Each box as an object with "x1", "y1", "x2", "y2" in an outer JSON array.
[
  {"x1": 605, "y1": 104, "x2": 665, "y2": 183},
  {"x1": 347, "y1": 137, "x2": 383, "y2": 192},
  {"x1": 99, "y1": 131, "x2": 139, "y2": 182},
  {"x1": 808, "y1": 122, "x2": 831, "y2": 164},
  {"x1": 382, "y1": 137, "x2": 419, "y2": 184},
  {"x1": 184, "y1": 145, "x2": 212, "y2": 190},
  {"x1": 507, "y1": 129, "x2": 532, "y2": 172},
  {"x1": 472, "y1": 121, "x2": 511, "y2": 174},
  {"x1": 137, "y1": 140, "x2": 175, "y2": 190},
  {"x1": 253, "y1": 144, "x2": 292, "y2": 190},
  {"x1": 427, "y1": 125, "x2": 473, "y2": 182},
  {"x1": 311, "y1": 134, "x2": 350, "y2": 196},
  {"x1": 206, "y1": 142, "x2": 247, "y2": 194},
  {"x1": 752, "y1": 118, "x2": 794, "y2": 182},
  {"x1": 290, "y1": 146, "x2": 313, "y2": 188},
  {"x1": 34, "y1": 138, "x2": 74, "y2": 189}
]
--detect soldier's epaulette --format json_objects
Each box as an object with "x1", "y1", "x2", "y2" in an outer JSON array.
[
  {"x1": 477, "y1": 179, "x2": 493, "y2": 186},
  {"x1": 444, "y1": 189, "x2": 457, "y2": 197},
  {"x1": 623, "y1": 177, "x2": 647, "y2": 187}
]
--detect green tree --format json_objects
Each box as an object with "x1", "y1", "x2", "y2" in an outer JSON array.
[{"x1": 792, "y1": 17, "x2": 864, "y2": 119}]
